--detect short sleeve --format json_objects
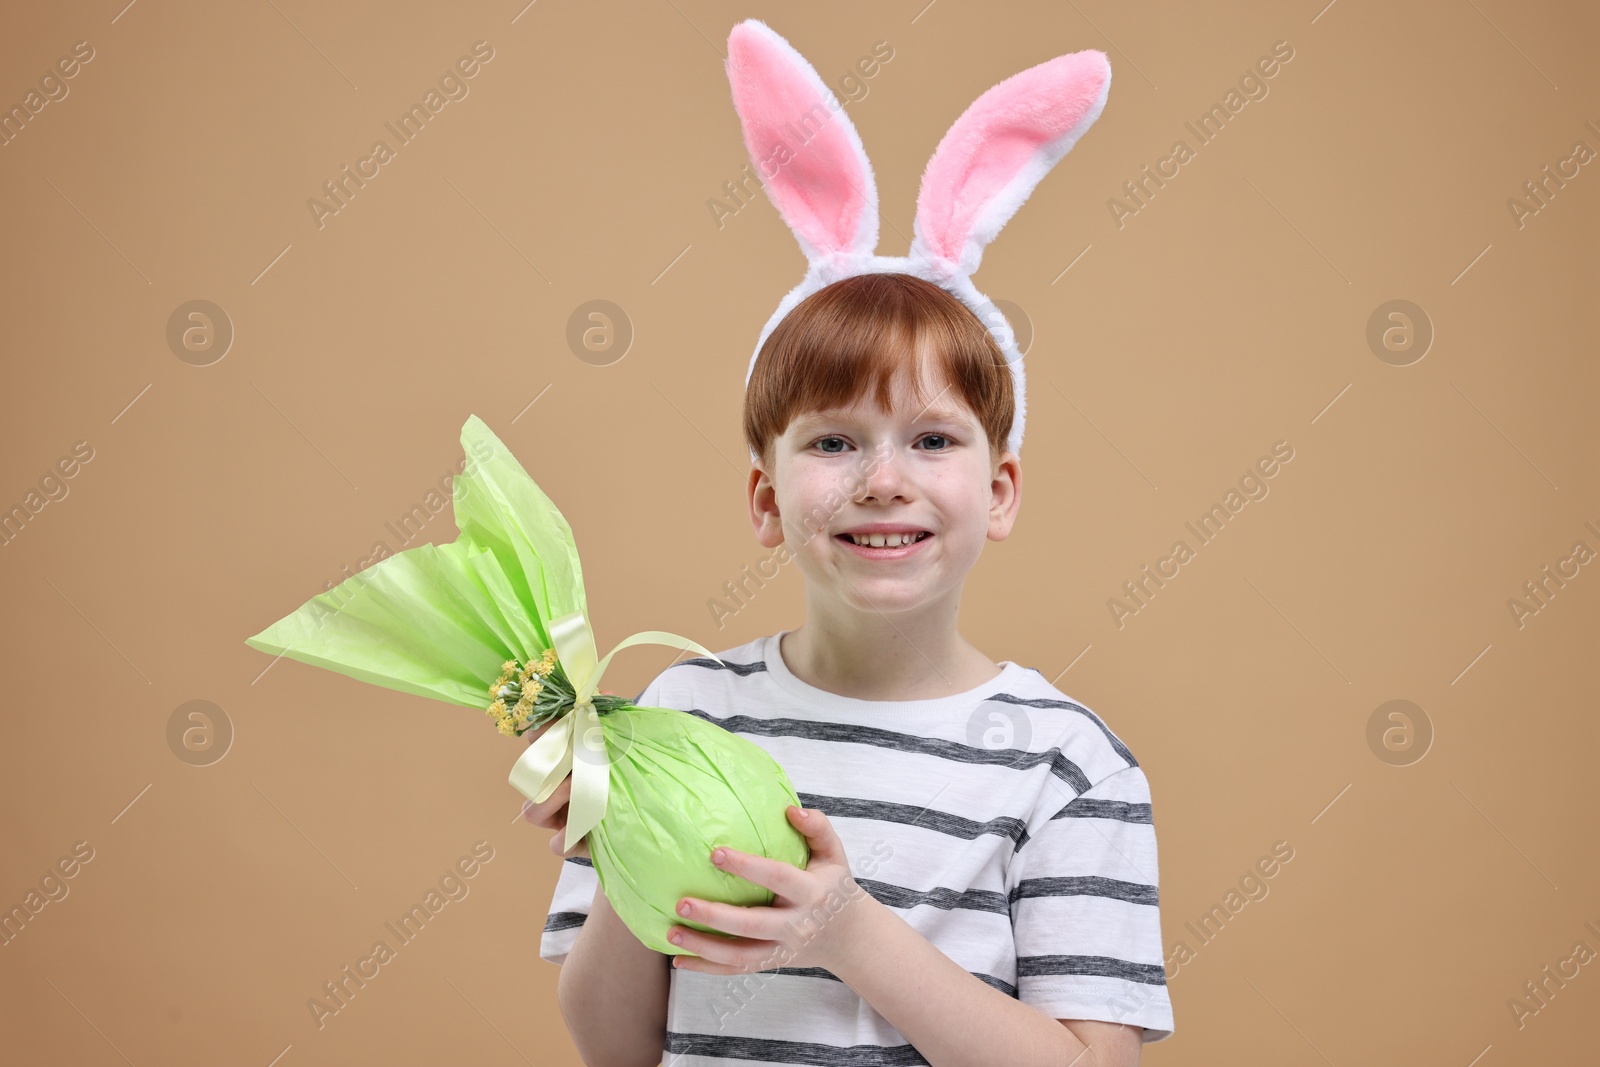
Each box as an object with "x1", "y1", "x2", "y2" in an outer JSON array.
[
  {"x1": 538, "y1": 857, "x2": 601, "y2": 965},
  {"x1": 1007, "y1": 765, "x2": 1175, "y2": 1042},
  {"x1": 536, "y1": 674, "x2": 665, "y2": 966}
]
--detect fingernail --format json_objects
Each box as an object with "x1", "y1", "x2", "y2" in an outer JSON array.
[
  {"x1": 678, "y1": 900, "x2": 691, "y2": 916},
  {"x1": 669, "y1": 931, "x2": 683, "y2": 945},
  {"x1": 711, "y1": 848, "x2": 727, "y2": 865}
]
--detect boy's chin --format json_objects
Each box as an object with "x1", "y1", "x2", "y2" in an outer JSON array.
[{"x1": 830, "y1": 579, "x2": 946, "y2": 616}]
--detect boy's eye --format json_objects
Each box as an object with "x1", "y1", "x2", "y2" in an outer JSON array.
[{"x1": 813, "y1": 433, "x2": 953, "y2": 453}]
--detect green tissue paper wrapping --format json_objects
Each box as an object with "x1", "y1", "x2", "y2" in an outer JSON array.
[{"x1": 244, "y1": 414, "x2": 809, "y2": 955}]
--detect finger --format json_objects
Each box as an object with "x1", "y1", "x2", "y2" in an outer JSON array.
[
  {"x1": 673, "y1": 896, "x2": 781, "y2": 941},
  {"x1": 520, "y1": 789, "x2": 566, "y2": 823},
  {"x1": 672, "y1": 954, "x2": 772, "y2": 977},
  {"x1": 709, "y1": 843, "x2": 805, "y2": 898},
  {"x1": 522, "y1": 778, "x2": 572, "y2": 826},
  {"x1": 533, "y1": 800, "x2": 568, "y2": 842},
  {"x1": 548, "y1": 827, "x2": 589, "y2": 858},
  {"x1": 786, "y1": 805, "x2": 845, "y2": 863},
  {"x1": 549, "y1": 834, "x2": 587, "y2": 857},
  {"x1": 666, "y1": 924, "x2": 770, "y2": 970},
  {"x1": 672, "y1": 953, "x2": 747, "y2": 976}
]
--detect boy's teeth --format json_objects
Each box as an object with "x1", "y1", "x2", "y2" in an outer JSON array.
[{"x1": 848, "y1": 532, "x2": 925, "y2": 547}]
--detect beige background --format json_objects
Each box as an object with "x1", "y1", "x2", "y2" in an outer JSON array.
[{"x1": 1, "y1": 1, "x2": 1595, "y2": 1064}]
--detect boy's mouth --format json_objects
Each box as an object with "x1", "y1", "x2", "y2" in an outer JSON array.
[
  {"x1": 836, "y1": 531, "x2": 931, "y2": 547},
  {"x1": 834, "y1": 529, "x2": 933, "y2": 558}
]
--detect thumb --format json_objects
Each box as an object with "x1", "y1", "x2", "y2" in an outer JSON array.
[{"x1": 786, "y1": 805, "x2": 842, "y2": 860}]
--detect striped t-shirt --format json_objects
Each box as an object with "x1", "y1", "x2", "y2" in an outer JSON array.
[{"x1": 540, "y1": 629, "x2": 1175, "y2": 1060}]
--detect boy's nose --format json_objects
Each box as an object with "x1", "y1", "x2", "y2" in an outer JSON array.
[{"x1": 850, "y1": 441, "x2": 911, "y2": 502}]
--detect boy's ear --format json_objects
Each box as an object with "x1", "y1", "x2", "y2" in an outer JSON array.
[
  {"x1": 747, "y1": 464, "x2": 786, "y2": 549},
  {"x1": 987, "y1": 450, "x2": 1022, "y2": 542}
]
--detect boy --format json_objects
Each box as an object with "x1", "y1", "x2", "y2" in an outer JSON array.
[{"x1": 531, "y1": 272, "x2": 1173, "y2": 1065}]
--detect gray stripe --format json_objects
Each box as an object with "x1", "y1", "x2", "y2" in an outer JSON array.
[
  {"x1": 1010, "y1": 875, "x2": 1159, "y2": 907},
  {"x1": 975, "y1": 971, "x2": 1019, "y2": 998},
  {"x1": 716, "y1": 965, "x2": 1015, "y2": 998},
  {"x1": 633, "y1": 657, "x2": 765, "y2": 704},
  {"x1": 681, "y1": 708, "x2": 1093, "y2": 794},
  {"x1": 677, "y1": 655, "x2": 769, "y2": 676},
  {"x1": 1017, "y1": 953, "x2": 1168, "y2": 986},
  {"x1": 857, "y1": 877, "x2": 1011, "y2": 916},
  {"x1": 1013, "y1": 797, "x2": 1153, "y2": 852},
  {"x1": 989, "y1": 691, "x2": 1138, "y2": 768},
  {"x1": 553, "y1": 866, "x2": 1021, "y2": 927},
  {"x1": 797, "y1": 792, "x2": 1028, "y2": 848},
  {"x1": 543, "y1": 910, "x2": 586, "y2": 934},
  {"x1": 662, "y1": 657, "x2": 1136, "y2": 772},
  {"x1": 664, "y1": 1032, "x2": 929, "y2": 1065},
  {"x1": 1052, "y1": 798, "x2": 1152, "y2": 824}
]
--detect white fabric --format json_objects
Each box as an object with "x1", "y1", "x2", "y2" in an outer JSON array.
[{"x1": 540, "y1": 630, "x2": 1175, "y2": 1060}]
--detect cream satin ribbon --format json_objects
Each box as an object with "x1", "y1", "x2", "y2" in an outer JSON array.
[{"x1": 507, "y1": 609, "x2": 724, "y2": 852}]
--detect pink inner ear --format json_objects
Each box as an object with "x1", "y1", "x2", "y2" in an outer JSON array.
[
  {"x1": 728, "y1": 24, "x2": 869, "y2": 257},
  {"x1": 918, "y1": 52, "x2": 1109, "y2": 264}
]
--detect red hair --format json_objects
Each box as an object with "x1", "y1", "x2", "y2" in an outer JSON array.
[{"x1": 742, "y1": 272, "x2": 1015, "y2": 468}]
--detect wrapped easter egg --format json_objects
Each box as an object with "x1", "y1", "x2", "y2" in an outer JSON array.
[
  {"x1": 577, "y1": 703, "x2": 809, "y2": 953},
  {"x1": 244, "y1": 413, "x2": 809, "y2": 953}
]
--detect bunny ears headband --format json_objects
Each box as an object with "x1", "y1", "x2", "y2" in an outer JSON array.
[{"x1": 725, "y1": 20, "x2": 1112, "y2": 457}]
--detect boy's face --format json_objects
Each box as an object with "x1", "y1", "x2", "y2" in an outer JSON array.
[{"x1": 747, "y1": 359, "x2": 1021, "y2": 621}]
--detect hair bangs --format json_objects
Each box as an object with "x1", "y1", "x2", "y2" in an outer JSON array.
[{"x1": 743, "y1": 273, "x2": 1014, "y2": 468}]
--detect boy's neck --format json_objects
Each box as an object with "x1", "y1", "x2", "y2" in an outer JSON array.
[{"x1": 779, "y1": 616, "x2": 1002, "y2": 702}]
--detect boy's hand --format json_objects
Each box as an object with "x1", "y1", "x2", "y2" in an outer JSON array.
[
  {"x1": 517, "y1": 689, "x2": 617, "y2": 860},
  {"x1": 665, "y1": 806, "x2": 875, "y2": 976},
  {"x1": 519, "y1": 769, "x2": 589, "y2": 859}
]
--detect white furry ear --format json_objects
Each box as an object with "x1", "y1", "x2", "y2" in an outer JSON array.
[
  {"x1": 911, "y1": 50, "x2": 1111, "y2": 277},
  {"x1": 726, "y1": 19, "x2": 879, "y2": 265}
]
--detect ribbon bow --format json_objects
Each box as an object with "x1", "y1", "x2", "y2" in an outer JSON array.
[{"x1": 507, "y1": 609, "x2": 723, "y2": 852}]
